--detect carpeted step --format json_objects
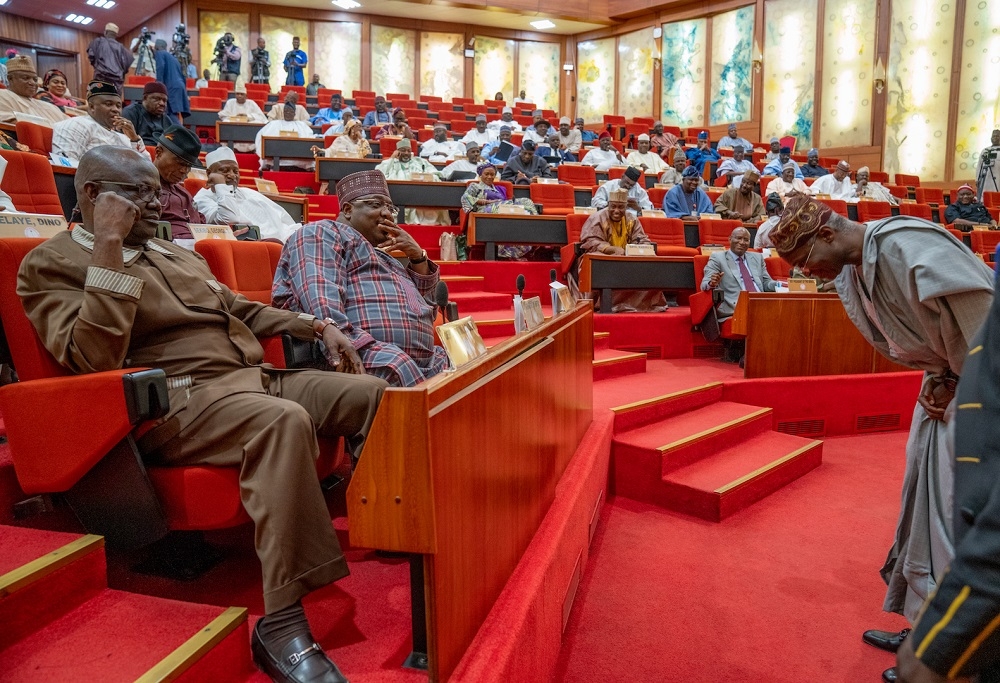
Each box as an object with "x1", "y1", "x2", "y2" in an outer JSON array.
[
  {"x1": 661, "y1": 432, "x2": 823, "y2": 521},
  {"x1": 442, "y1": 275, "x2": 487, "y2": 293},
  {"x1": 0, "y1": 589, "x2": 251, "y2": 682},
  {"x1": 449, "y1": 291, "x2": 513, "y2": 313},
  {"x1": 593, "y1": 349, "x2": 647, "y2": 381},
  {"x1": 610, "y1": 382, "x2": 725, "y2": 433},
  {"x1": 593, "y1": 332, "x2": 610, "y2": 352}
]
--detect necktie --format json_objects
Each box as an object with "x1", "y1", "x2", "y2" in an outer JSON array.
[{"x1": 737, "y1": 256, "x2": 757, "y2": 292}]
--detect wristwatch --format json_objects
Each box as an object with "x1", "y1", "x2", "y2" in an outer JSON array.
[
  {"x1": 314, "y1": 317, "x2": 336, "y2": 339},
  {"x1": 410, "y1": 250, "x2": 428, "y2": 264}
]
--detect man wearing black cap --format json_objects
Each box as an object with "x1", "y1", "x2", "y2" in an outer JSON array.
[
  {"x1": 154, "y1": 125, "x2": 205, "y2": 242},
  {"x1": 501, "y1": 140, "x2": 553, "y2": 185},
  {"x1": 591, "y1": 166, "x2": 653, "y2": 214},
  {"x1": 52, "y1": 80, "x2": 151, "y2": 161},
  {"x1": 122, "y1": 81, "x2": 173, "y2": 146},
  {"x1": 762, "y1": 146, "x2": 803, "y2": 178}
]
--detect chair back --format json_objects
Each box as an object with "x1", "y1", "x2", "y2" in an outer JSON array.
[
  {"x1": 856, "y1": 201, "x2": 893, "y2": 222},
  {"x1": 969, "y1": 231, "x2": 1000, "y2": 259},
  {"x1": 199, "y1": 87, "x2": 229, "y2": 101},
  {"x1": 895, "y1": 173, "x2": 921, "y2": 187},
  {"x1": 648, "y1": 187, "x2": 668, "y2": 208},
  {"x1": 262, "y1": 170, "x2": 319, "y2": 194},
  {"x1": 190, "y1": 96, "x2": 222, "y2": 110},
  {"x1": 0, "y1": 238, "x2": 69, "y2": 381},
  {"x1": 0, "y1": 149, "x2": 64, "y2": 216},
  {"x1": 565, "y1": 213, "x2": 588, "y2": 243},
  {"x1": 984, "y1": 191, "x2": 1000, "y2": 209},
  {"x1": 641, "y1": 217, "x2": 686, "y2": 247},
  {"x1": 816, "y1": 198, "x2": 848, "y2": 217},
  {"x1": 697, "y1": 218, "x2": 743, "y2": 246},
  {"x1": 915, "y1": 187, "x2": 944, "y2": 205},
  {"x1": 885, "y1": 184, "x2": 908, "y2": 200},
  {"x1": 693, "y1": 253, "x2": 711, "y2": 288},
  {"x1": 306, "y1": 194, "x2": 340, "y2": 222},
  {"x1": 529, "y1": 183, "x2": 575, "y2": 215},
  {"x1": 194, "y1": 240, "x2": 284, "y2": 303},
  {"x1": 557, "y1": 164, "x2": 597, "y2": 187},
  {"x1": 779, "y1": 135, "x2": 797, "y2": 153},
  {"x1": 898, "y1": 203, "x2": 933, "y2": 221},
  {"x1": 764, "y1": 256, "x2": 791, "y2": 279},
  {"x1": 14, "y1": 120, "x2": 53, "y2": 155},
  {"x1": 184, "y1": 177, "x2": 207, "y2": 197}
]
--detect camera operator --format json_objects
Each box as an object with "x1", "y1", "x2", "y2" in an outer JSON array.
[
  {"x1": 976, "y1": 128, "x2": 1000, "y2": 199},
  {"x1": 171, "y1": 24, "x2": 193, "y2": 79},
  {"x1": 131, "y1": 27, "x2": 156, "y2": 78},
  {"x1": 214, "y1": 32, "x2": 242, "y2": 83},
  {"x1": 86, "y1": 22, "x2": 133, "y2": 94},
  {"x1": 250, "y1": 37, "x2": 270, "y2": 85}
]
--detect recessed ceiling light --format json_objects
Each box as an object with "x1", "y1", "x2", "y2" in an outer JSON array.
[
  {"x1": 81, "y1": 17, "x2": 92, "y2": 23},
  {"x1": 530, "y1": 19, "x2": 555, "y2": 29},
  {"x1": 332, "y1": 0, "x2": 360, "y2": 8},
  {"x1": 86, "y1": 0, "x2": 96, "y2": 4},
  {"x1": 66, "y1": 13, "x2": 78, "y2": 20},
  {"x1": 104, "y1": 1, "x2": 114, "y2": 7},
  {"x1": 0, "y1": 0, "x2": 10, "y2": 6}
]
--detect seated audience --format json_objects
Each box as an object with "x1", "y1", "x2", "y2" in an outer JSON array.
[
  {"x1": 194, "y1": 69, "x2": 209, "y2": 89},
  {"x1": 754, "y1": 193, "x2": 785, "y2": 248},
  {"x1": 576, "y1": 188, "x2": 666, "y2": 312},
  {"x1": 314, "y1": 118, "x2": 371, "y2": 159},
  {"x1": 576, "y1": 117, "x2": 598, "y2": 144},
  {"x1": 122, "y1": 81, "x2": 172, "y2": 146},
  {"x1": 488, "y1": 106, "x2": 522, "y2": 134},
  {"x1": 219, "y1": 83, "x2": 267, "y2": 123},
  {"x1": 685, "y1": 132, "x2": 721, "y2": 174},
  {"x1": 659, "y1": 154, "x2": 696, "y2": 189},
  {"x1": 582, "y1": 132, "x2": 625, "y2": 172},
  {"x1": 945, "y1": 184, "x2": 998, "y2": 229},
  {"x1": 440, "y1": 142, "x2": 482, "y2": 180},
  {"x1": 592, "y1": 166, "x2": 653, "y2": 214},
  {"x1": 255, "y1": 103, "x2": 318, "y2": 170},
  {"x1": 537, "y1": 133, "x2": 574, "y2": 162},
  {"x1": 305, "y1": 73, "x2": 324, "y2": 97},
  {"x1": 626, "y1": 134, "x2": 668, "y2": 174},
  {"x1": 375, "y1": 139, "x2": 447, "y2": 225},
  {"x1": 500, "y1": 140, "x2": 554, "y2": 184},
  {"x1": 17, "y1": 145, "x2": 385, "y2": 683},
  {"x1": 273, "y1": 170, "x2": 450, "y2": 386},
  {"x1": 154, "y1": 125, "x2": 205, "y2": 243},
  {"x1": 362, "y1": 96, "x2": 392, "y2": 127},
  {"x1": 0, "y1": 55, "x2": 68, "y2": 124},
  {"x1": 374, "y1": 108, "x2": 414, "y2": 141},
  {"x1": 664, "y1": 166, "x2": 714, "y2": 218},
  {"x1": 715, "y1": 170, "x2": 765, "y2": 222},
  {"x1": 801, "y1": 149, "x2": 829, "y2": 178},
  {"x1": 557, "y1": 116, "x2": 582, "y2": 157},
  {"x1": 716, "y1": 123, "x2": 753, "y2": 151},
  {"x1": 522, "y1": 118, "x2": 551, "y2": 146},
  {"x1": 764, "y1": 137, "x2": 781, "y2": 161},
  {"x1": 36, "y1": 69, "x2": 83, "y2": 111},
  {"x1": 194, "y1": 147, "x2": 301, "y2": 243},
  {"x1": 461, "y1": 162, "x2": 538, "y2": 259},
  {"x1": 420, "y1": 123, "x2": 465, "y2": 162},
  {"x1": 310, "y1": 93, "x2": 348, "y2": 127},
  {"x1": 484, "y1": 126, "x2": 517, "y2": 165},
  {"x1": 810, "y1": 160, "x2": 854, "y2": 199},
  {"x1": 513, "y1": 90, "x2": 528, "y2": 104},
  {"x1": 461, "y1": 114, "x2": 496, "y2": 149},
  {"x1": 764, "y1": 163, "x2": 810, "y2": 200},
  {"x1": 267, "y1": 91, "x2": 309, "y2": 121},
  {"x1": 649, "y1": 121, "x2": 679, "y2": 161},
  {"x1": 716, "y1": 145, "x2": 756, "y2": 184},
  {"x1": 53, "y1": 81, "x2": 150, "y2": 161},
  {"x1": 762, "y1": 146, "x2": 803, "y2": 178},
  {"x1": 853, "y1": 166, "x2": 898, "y2": 205}
]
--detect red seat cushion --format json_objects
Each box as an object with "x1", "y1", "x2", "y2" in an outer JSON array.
[{"x1": 0, "y1": 149, "x2": 64, "y2": 216}]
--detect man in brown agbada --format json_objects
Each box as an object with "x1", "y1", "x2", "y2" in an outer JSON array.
[{"x1": 16, "y1": 145, "x2": 386, "y2": 683}]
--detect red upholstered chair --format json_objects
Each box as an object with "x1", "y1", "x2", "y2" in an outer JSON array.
[
  {"x1": 190, "y1": 96, "x2": 222, "y2": 110},
  {"x1": 802, "y1": 177, "x2": 817, "y2": 187},
  {"x1": 779, "y1": 135, "x2": 797, "y2": 153},
  {"x1": 262, "y1": 171, "x2": 319, "y2": 194},
  {"x1": 856, "y1": 201, "x2": 893, "y2": 222},
  {"x1": 0, "y1": 149, "x2": 64, "y2": 216},
  {"x1": 915, "y1": 187, "x2": 944, "y2": 205},
  {"x1": 609, "y1": 140, "x2": 625, "y2": 155},
  {"x1": 183, "y1": 177, "x2": 207, "y2": 197},
  {"x1": 558, "y1": 164, "x2": 597, "y2": 187},
  {"x1": 353, "y1": 89, "x2": 376, "y2": 99},
  {"x1": 688, "y1": 254, "x2": 740, "y2": 340},
  {"x1": 560, "y1": 213, "x2": 589, "y2": 277},
  {"x1": 483, "y1": 99, "x2": 505, "y2": 109},
  {"x1": 126, "y1": 75, "x2": 155, "y2": 86},
  {"x1": 946, "y1": 227, "x2": 965, "y2": 241},
  {"x1": 982, "y1": 191, "x2": 1000, "y2": 209},
  {"x1": 899, "y1": 203, "x2": 934, "y2": 221},
  {"x1": 306, "y1": 194, "x2": 340, "y2": 222},
  {"x1": 765, "y1": 256, "x2": 791, "y2": 279},
  {"x1": 698, "y1": 218, "x2": 743, "y2": 246},
  {"x1": 632, "y1": 117, "x2": 655, "y2": 127},
  {"x1": 642, "y1": 217, "x2": 687, "y2": 249},
  {"x1": 817, "y1": 198, "x2": 849, "y2": 217},
  {"x1": 199, "y1": 87, "x2": 228, "y2": 101},
  {"x1": 529, "y1": 183, "x2": 575, "y2": 215},
  {"x1": 885, "y1": 184, "x2": 909, "y2": 200},
  {"x1": 868, "y1": 171, "x2": 889, "y2": 183},
  {"x1": 14, "y1": 120, "x2": 52, "y2": 155},
  {"x1": 969, "y1": 231, "x2": 1000, "y2": 260},
  {"x1": 648, "y1": 187, "x2": 668, "y2": 209},
  {"x1": 685, "y1": 127, "x2": 709, "y2": 140},
  {"x1": 207, "y1": 80, "x2": 234, "y2": 91},
  {"x1": 607, "y1": 167, "x2": 646, "y2": 187},
  {"x1": 895, "y1": 173, "x2": 921, "y2": 187}
]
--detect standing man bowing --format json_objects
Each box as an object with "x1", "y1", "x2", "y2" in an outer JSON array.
[
  {"x1": 769, "y1": 196, "x2": 994, "y2": 683},
  {"x1": 283, "y1": 36, "x2": 308, "y2": 87},
  {"x1": 87, "y1": 23, "x2": 133, "y2": 94}
]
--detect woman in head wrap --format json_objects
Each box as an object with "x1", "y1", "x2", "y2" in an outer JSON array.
[
  {"x1": 460, "y1": 161, "x2": 538, "y2": 259},
  {"x1": 312, "y1": 118, "x2": 371, "y2": 159},
  {"x1": 854, "y1": 166, "x2": 898, "y2": 205},
  {"x1": 374, "y1": 107, "x2": 414, "y2": 141},
  {"x1": 35, "y1": 69, "x2": 83, "y2": 111}
]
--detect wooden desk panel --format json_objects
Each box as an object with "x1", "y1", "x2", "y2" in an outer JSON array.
[
  {"x1": 467, "y1": 214, "x2": 568, "y2": 260},
  {"x1": 578, "y1": 254, "x2": 696, "y2": 313}
]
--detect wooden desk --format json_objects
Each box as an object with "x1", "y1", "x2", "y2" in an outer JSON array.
[
  {"x1": 730, "y1": 292, "x2": 907, "y2": 378},
  {"x1": 218, "y1": 121, "x2": 321, "y2": 149},
  {"x1": 467, "y1": 213, "x2": 568, "y2": 260},
  {"x1": 680, "y1": 220, "x2": 759, "y2": 247},
  {"x1": 183, "y1": 110, "x2": 220, "y2": 128},
  {"x1": 259, "y1": 136, "x2": 321, "y2": 167},
  {"x1": 348, "y1": 302, "x2": 593, "y2": 682},
  {"x1": 315, "y1": 157, "x2": 446, "y2": 183},
  {"x1": 262, "y1": 192, "x2": 307, "y2": 223},
  {"x1": 387, "y1": 180, "x2": 467, "y2": 210},
  {"x1": 578, "y1": 254, "x2": 696, "y2": 313}
]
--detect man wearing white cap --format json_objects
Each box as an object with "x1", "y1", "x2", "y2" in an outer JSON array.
[
  {"x1": 460, "y1": 113, "x2": 496, "y2": 149},
  {"x1": 716, "y1": 123, "x2": 753, "y2": 152},
  {"x1": 86, "y1": 23, "x2": 133, "y2": 93},
  {"x1": 255, "y1": 102, "x2": 318, "y2": 170},
  {"x1": 764, "y1": 137, "x2": 781, "y2": 162},
  {"x1": 557, "y1": 116, "x2": 581, "y2": 156},
  {"x1": 219, "y1": 83, "x2": 267, "y2": 123},
  {"x1": 626, "y1": 134, "x2": 668, "y2": 174},
  {"x1": 0, "y1": 56, "x2": 68, "y2": 125},
  {"x1": 488, "y1": 106, "x2": 522, "y2": 135},
  {"x1": 419, "y1": 123, "x2": 464, "y2": 163},
  {"x1": 194, "y1": 146, "x2": 301, "y2": 243}
]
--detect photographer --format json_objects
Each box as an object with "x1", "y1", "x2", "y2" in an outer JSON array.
[
  {"x1": 250, "y1": 37, "x2": 270, "y2": 85},
  {"x1": 86, "y1": 23, "x2": 133, "y2": 93},
  {"x1": 976, "y1": 128, "x2": 1000, "y2": 199},
  {"x1": 283, "y1": 36, "x2": 307, "y2": 87},
  {"x1": 215, "y1": 32, "x2": 242, "y2": 83},
  {"x1": 130, "y1": 27, "x2": 156, "y2": 78},
  {"x1": 170, "y1": 24, "x2": 192, "y2": 78}
]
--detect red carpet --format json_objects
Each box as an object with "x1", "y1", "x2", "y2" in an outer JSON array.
[
  {"x1": 554, "y1": 432, "x2": 910, "y2": 683},
  {"x1": 0, "y1": 524, "x2": 81, "y2": 575}
]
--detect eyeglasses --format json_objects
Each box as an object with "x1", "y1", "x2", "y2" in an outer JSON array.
[
  {"x1": 97, "y1": 181, "x2": 159, "y2": 204},
  {"x1": 797, "y1": 236, "x2": 818, "y2": 273},
  {"x1": 353, "y1": 198, "x2": 398, "y2": 215}
]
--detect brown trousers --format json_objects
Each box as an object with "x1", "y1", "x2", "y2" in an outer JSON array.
[{"x1": 148, "y1": 369, "x2": 387, "y2": 613}]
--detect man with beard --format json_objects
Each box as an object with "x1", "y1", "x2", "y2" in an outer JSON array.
[
  {"x1": 122, "y1": 81, "x2": 173, "y2": 145},
  {"x1": 153, "y1": 125, "x2": 205, "y2": 242},
  {"x1": 53, "y1": 81, "x2": 150, "y2": 161}
]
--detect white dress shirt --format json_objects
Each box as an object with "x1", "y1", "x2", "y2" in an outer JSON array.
[
  {"x1": 193, "y1": 185, "x2": 300, "y2": 243},
  {"x1": 52, "y1": 115, "x2": 150, "y2": 161},
  {"x1": 581, "y1": 147, "x2": 625, "y2": 172},
  {"x1": 460, "y1": 128, "x2": 497, "y2": 148},
  {"x1": 419, "y1": 138, "x2": 465, "y2": 162},
  {"x1": 219, "y1": 98, "x2": 267, "y2": 123},
  {"x1": 809, "y1": 173, "x2": 854, "y2": 200},
  {"x1": 625, "y1": 151, "x2": 668, "y2": 174}
]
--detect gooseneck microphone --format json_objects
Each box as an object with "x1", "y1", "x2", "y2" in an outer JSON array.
[
  {"x1": 516, "y1": 274, "x2": 525, "y2": 298},
  {"x1": 550, "y1": 269, "x2": 557, "y2": 283}
]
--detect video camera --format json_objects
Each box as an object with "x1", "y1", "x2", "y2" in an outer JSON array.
[
  {"x1": 172, "y1": 24, "x2": 189, "y2": 50},
  {"x1": 138, "y1": 26, "x2": 154, "y2": 45}
]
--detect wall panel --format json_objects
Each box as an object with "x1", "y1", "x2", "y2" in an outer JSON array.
[
  {"x1": 518, "y1": 41, "x2": 560, "y2": 110},
  {"x1": 761, "y1": 0, "x2": 817, "y2": 150},
  {"x1": 709, "y1": 5, "x2": 754, "y2": 125},
  {"x1": 819, "y1": 0, "x2": 877, "y2": 148},
  {"x1": 473, "y1": 36, "x2": 515, "y2": 104},
  {"x1": 260, "y1": 15, "x2": 309, "y2": 91},
  {"x1": 313, "y1": 22, "x2": 362, "y2": 95},
  {"x1": 370, "y1": 25, "x2": 416, "y2": 97},
  {"x1": 616, "y1": 28, "x2": 655, "y2": 118},
  {"x1": 952, "y1": 0, "x2": 1000, "y2": 181},
  {"x1": 420, "y1": 32, "x2": 464, "y2": 101},
  {"x1": 199, "y1": 11, "x2": 250, "y2": 85},
  {"x1": 660, "y1": 18, "x2": 706, "y2": 127},
  {"x1": 576, "y1": 37, "x2": 616, "y2": 122}
]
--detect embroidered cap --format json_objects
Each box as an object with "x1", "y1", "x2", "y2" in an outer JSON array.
[
  {"x1": 608, "y1": 188, "x2": 629, "y2": 203},
  {"x1": 769, "y1": 195, "x2": 834, "y2": 258},
  {"x1": 6, "y1": 56, "x2": 36, "y2": 75},
  {"x1": 338, "y1": 170, "x2": 390, "y2": 204}
]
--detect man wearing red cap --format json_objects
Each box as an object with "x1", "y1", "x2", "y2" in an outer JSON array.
[
  {"x1": 53, "y1": 81, "x2": 150, "y2": 161},
  {"x1": 770, "y1": 195, "x2": 994, "y2": 683},
  {"x1": 122, "y1": 81, "x2": 173, "y2": 146},
  {"x1": 581, "y1": 131, "x2": 625, "y2": 172},
  {"x1": 944, "y1": 185, "x2": 997, "y2": 230}
]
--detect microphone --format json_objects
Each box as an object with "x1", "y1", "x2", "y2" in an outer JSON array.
[
  {"x1": 434, "y1": 281, "x2": 450, "y2": 321},
  {"x1": 514, "y1": 274, "x2": 526, "y2": 334},
  {"x1": 549, "y1": 268, "x2": 557, "y2": 283},
  {"x1": 516, "y1": 274, "x2": 525, "y2": 298},
  {"x1": 629, "y1": 134, "x2": 635, "y2": 148}
]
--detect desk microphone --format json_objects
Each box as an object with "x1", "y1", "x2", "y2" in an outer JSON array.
[
  {"x1": 435, "y1": 281, "x2": 450, "y2": 321},
  {"x1": 550, "y1": 269, "x2": 557, "y2": 283},
  {"x1": 514, "y1": 274, "x2": 526, "y2": 334},
  {"x1": 516, "y1": 274, "x2": 526, "y2": 298}
]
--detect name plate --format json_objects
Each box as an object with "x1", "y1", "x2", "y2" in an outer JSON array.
[
  {"x1": 550, "y1": 281, "x2": 575, "y2": 315},
  {"x1": 327, "y1": 151, "x2": 354, "y2": 158},
  {"x1": 971, "y1": 224, "x2": 992, "y2": 231},
  {"x1": 535, "y1": 177, "x2": 558, "y2": 184},
  {"x1": 0, "y1": 212, "x2": 68, "y2": 237},
  {"x1": 700, "y1": 245, "x2": 725, "y2": 255},
  {"x1": 230, "y1": 114, "x2": 249, "y2": 122},
  {"x1": 572, "y1": 206, "x2": 597, "y2": 215},
  {"x1": 700, "y1": 213, "x2": 722, "y2": 219},
  {"x1": 814, "y1": 193, "x2": 831, "y2": 199},
  {"x1": 255, "y1": 178, "x2": 279, "y2": 193},
  {"x1": 496, "y1": 204, "x2": 529, "y2": 215},
  {"x1": 278, "y1": 130, "x2": 300, "y2": 137},
  {"x1": 437, "y1": 316, "x2": 488, "y2": 367},
  {"x1": 521, "y1": 296, "x2": 545, "y2": 330},
  {"x1": 189, "y1": 224, "x2": 237, "y2": 241},
  {"x1": 625, "y1": 243, "x2": 655, "y2": 256},
  {"x1": 188, "y1": 168, "x2": 207, "y2": 181},
  {"x1": 787, "y1": 277, "x2": 818, "y2": 293},
  {"x1": 410, "y1": 172, "x2": 436, "y2": 182},
  {"x1": 642, "y1": 208, "x2": 665, "y2": 217}
]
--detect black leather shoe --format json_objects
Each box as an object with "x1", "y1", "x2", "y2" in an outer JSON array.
[
  {"x1": 882, "y1": 666, "x2": 898, "y2": 683},
  {"x1": 252, "y1": 620, "x2": 348, "y2": 683},
  {"x1": 863, "y1": 628, "x2": 910, "y2": 653}
]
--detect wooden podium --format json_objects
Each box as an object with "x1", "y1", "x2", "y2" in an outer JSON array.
[
  {"x1": 730, "y1": 292, "x2": 908, "y2": 378},
  {"x1": 347, "y1": 302, "x2": 594, "y2": 681}
]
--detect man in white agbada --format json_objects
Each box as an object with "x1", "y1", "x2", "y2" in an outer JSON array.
[
  {"x1": 581, "y1": 132, "x2": 625, "y2": 172},
  {"x1": 460, "y1": 114, "x2": 496, "y2": 149},
  {"x1": 716, "y1": 145, "x2": 757, "y2": 186},
  {"x1": 591, "y1": 166, "x2": 653, "y2": 215},
  {"x1": 716, "y1": 124, "x2": 753, "y2": 152},
  {"x1": 764, "y1": 162, "x2": 810, "y2": 200},
  {"x1": 255, "y1": 102, "x2": 317, "y2": 170},
  {"x1": 487, "y1": 106, "x2": 522, "y2": 135},
  {"x1": 770, "y1": 195, "x2": 994, "y2": 683},
  {"x1": 193, "y1": 146, "x2": 301, "y2": 243},
  {"x1": 439, "y1": 142, "x2": 482, "y2": 181},
  {"x1": 974, "y1": 128, "x2": 999, "y2": 198},
  {"x1": 419, "y1": 123, "x2": 465, "y2": 163},
  {"x1": 853, "y1": 166, "x2": 898, "y2": 205},
  {"x1": 219, "y1": 83, "x2": 267, "y2": 123},
  {"x1": 625, "y1": 134, "x2": 668, "y2": 174},
  {"x1": 266, "y1": 91, "x2": 309, "y2": 122},
  {"x1": 809, "y1": 160, "x2": 855, "y2": 200},
  {"x1": 375, "y1": 138, "x2": 448, "y2": 225}
]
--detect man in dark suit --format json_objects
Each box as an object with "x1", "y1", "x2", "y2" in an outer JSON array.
[{"x1": 895, "y1": 287, "x2": 1000, "y2": 683}]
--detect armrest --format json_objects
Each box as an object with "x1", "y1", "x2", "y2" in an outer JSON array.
[
  {"x1": 0, "y1": 368, "x2": 168, "y2": 494},
  {"x1": 560, "y1": 242, "x2": 582, "y2": 278},
  {"x1": 689, "y1": 290, "x2": 715, "y2": 325}
]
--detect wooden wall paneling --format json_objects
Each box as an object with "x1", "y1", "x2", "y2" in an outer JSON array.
[
  {"x1": 464, "y1": 31, "x2": 475, "y2": 100},
  {"x1": 0, "y1": 14, "x2": 98, "y2": 90},
  {"x1": 702, "y1": 14, "x2": 713, "y2": 128},
  {"x1": 563, "y1": 35, "x2": 577, "y2": 119},
  {"x1": 944, "y1": 0, "x2": 967, "y2": 183},
  {"x1": 751, "y1": 0, "x2": 764, "y2": 134},
  {"x1": 870, "y1": 0, "x2": 890, "y2": 160},
  {"x1": 361, "y1": 16, "x2": 372, "y2": 92},
  {"x1": 811, "y1": 0, "x2": 825, "y2": 150},
  {"x1": 119, "y1": 3, "x2": 184, "y2": 63}
]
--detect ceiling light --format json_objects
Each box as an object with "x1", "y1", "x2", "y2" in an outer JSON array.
[
  {"x1": 0, "y1": 0, "x2": 10, "y2": 6},
  {"x1": 66, "y1": 13, "x2": 78, "y2": 20},
  {"x1": 104, "y1": 1, "x2": 114, "y2": 7},
  {"x1": 74, "y1": 16, "x2": 86, "y2": 23},
  {"x1": 81, "y1": 17, "x2": 92, "y2": 23},
  {"x1": 332, "y1": 0, "x2": 360, "y2": 8},
  {"x1": 94, "y1": 0, "x2": 107, "y2": 7},
  {"x1": 86, "y1": 0, "x2": 97, "y2": 4},
  {"x1": 530, "y1": 19, "x2": 555, "y2": 29}
]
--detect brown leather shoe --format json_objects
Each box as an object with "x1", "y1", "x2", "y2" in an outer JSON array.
[
  {"x1": 863, "y1": 628, "x2": 910, "y2": 653},
  {"x1": 251, "y1": 619, "x2": 348, "y2": 683}
]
